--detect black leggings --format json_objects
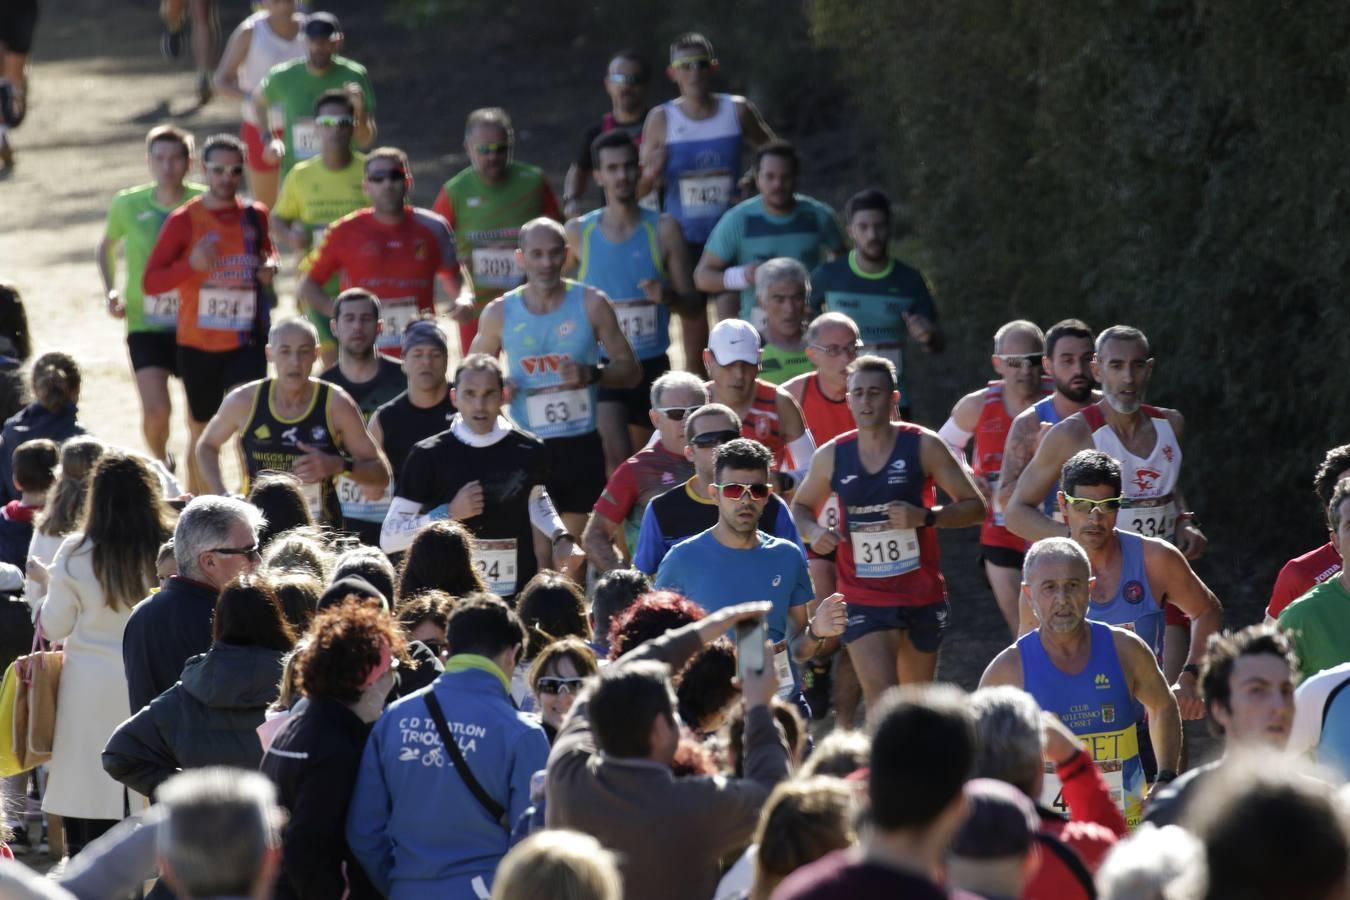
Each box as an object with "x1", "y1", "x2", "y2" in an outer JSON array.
[{"x1": 62, "y1": 816, "x2": 117, "y2": 856}]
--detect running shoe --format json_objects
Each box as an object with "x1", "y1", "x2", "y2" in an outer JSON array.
[{"x1": 161, "y1": 25, "x2": 184, "y2": 60}]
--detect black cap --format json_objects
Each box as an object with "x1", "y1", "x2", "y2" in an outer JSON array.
[
  {"x1": 303, "y1": 12, "x2": 342, "y2": 38},
  {"x1": 317, "y1": 576, "x2": 387, "y2": 613}
]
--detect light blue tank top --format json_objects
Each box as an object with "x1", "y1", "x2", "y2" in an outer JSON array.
[
  {"x1": 1034, "y1": 395, "x2": 1064, "y2": 518},
  {"x1": 661, "y1": 95, "x2": 742, "y2": 244},
  {"x1": 1018, "y1": 621, "x2": 1146, "y2": 827},
  {"x1": 1086, "y1": 530, "x2": 1164, "y2": 659},
  {"x1": 576, "y1": 207, "x2": 669, "y2": 360},
  {"x1": 501, "y1": 280, "x2": 599, "y2": 439}
]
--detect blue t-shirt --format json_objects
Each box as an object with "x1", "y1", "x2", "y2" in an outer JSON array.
[
  {"x1": 705, "y1": 194, "x2": 845, "y2": 320},
  {"x1": 654, "y1": 528, "x2": 813, "y2": 644}
]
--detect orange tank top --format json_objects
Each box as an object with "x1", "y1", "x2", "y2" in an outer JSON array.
[{"x1": 176, "y1": 198, "x2": 266, "y2": 352}]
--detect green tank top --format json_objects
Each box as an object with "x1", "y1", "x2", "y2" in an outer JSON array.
[
  {"x1": 758, "y1": 337, "x2": 813, "y2": 385},
  {"x1": 440, "y1": 161, "x2": 555, "y2": 307}
]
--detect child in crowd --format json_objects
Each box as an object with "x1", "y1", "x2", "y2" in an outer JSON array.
[{"x1": 0, "y1": 438, "x2": 57, "y2": 569}]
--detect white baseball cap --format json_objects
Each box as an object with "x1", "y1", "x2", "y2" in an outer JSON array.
[{"x1": 707, "y1": 319, "x2": 761, "y2": 367}]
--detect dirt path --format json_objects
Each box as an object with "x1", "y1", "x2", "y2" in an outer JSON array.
[{"x1": 2, "y1": 0, "x2": 1219, "y2": 774}]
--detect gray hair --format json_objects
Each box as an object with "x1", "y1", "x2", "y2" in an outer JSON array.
[
  {"x1": 1096, "y1": 823, "x2": 1204, "y2": 900},
  {"x1": 993, "y1": 319, "x2": 1045, "y2": 354},
  {"x1": 683, "y1": 402, "x2": 742, "y2": 444},
  {"x1": 805, "y1": 311, "x2": 860, "y2": 346},
  {"x1": 799, "y1": 728, "x2": 871, "y2": 779},
  {"x1": 1022, "y1": 536, "x2": 1090, "y2": 585},
  {"x1": 969, "y1": 686, "x2": 1045, "y2": 796},
  {"x1": 650, "y1": 370, "x2": 708, "y2": 411},
  {"x1": 267, "y1": 315, "x2": 319, "y2": 346},
  {"x1": 1095, "y1": 324, "x2": 1151, "y2": 358},
  {"x1": 157, "y1": 768, "x2": 283, "y2": 898},
  {"x1": 262, "y1": 525, "x2": 334, "y2": 582},
  {"x1": 175, "y1": 496, "x2": 265, "y2": 579},
  {"x1": 754, "y1": 257, "x2": 811, "y2": 297}
]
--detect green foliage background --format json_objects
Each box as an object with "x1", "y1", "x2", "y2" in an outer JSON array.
[{"x1": 395, "y1": 0, "x2": 1350, "y2": 575}]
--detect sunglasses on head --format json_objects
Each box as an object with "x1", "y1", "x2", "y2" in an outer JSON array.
[
  {"x1": 606, "y1": 73, "x2": 646, "y2": 86},
  {"x1": 657, "y1": 405, "x2": 699, "y2": 421},
  {"x1": 716, "y1": 482, "x2": 772, "y2": 501},
  {"x1": 1062, "y1": 493, "x2": 1123, "y2": 512},
  {"x1": 690, "y1": 428, "x2": 739, "y2": 449},
  {"x1": 206, "y1": 164, "x2": 244, "y2": 176},
  {"x1": 367, "y1": 169, "x2": 406, "y2": 184},
  {"x1": 536, "y1": 676, "x2": 586, "y2": 696},
  {"x1": 474, "y1": 142, "x2": 510, "y2": 155},
  {"x1": 671, "y1": 56, "x2": 712, "y2": 71},
  {"x1": 315, "y1": 114, "x2": 353, "y2": 128},
  {"x1": 996, "y1": 353, "x2": 1043, "y2": 369}
]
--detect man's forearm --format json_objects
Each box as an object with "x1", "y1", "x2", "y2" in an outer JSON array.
[
  {"x1": 1005, "y1": 500, "x2": 1068, "y2": 542},
  {"x1": 1149, "y1": 703, "x2": 1183, "y2": 774},
  {"x1": 581, "y1": 517, "x2": 622, "y2": 573},
  {"x1": 299, "y1": 278, "x2": 334, "y2": 318},
  {"x1": 195, "y1": 446, "x2": 228, "y2": 495}
]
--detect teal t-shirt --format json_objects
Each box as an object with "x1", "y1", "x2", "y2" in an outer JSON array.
[
  {"x1": 1279, "y1": 576, "x2": 1350, "y2": 682},
  {"x1": 809, "y1": 250, "x2": 937, "y2": 403},
  {"x1": 104, "y1": 181, "x2": 207, "y2": 333},
  {"x1": 259, "y1": 55, "x2": 376, "y2": 178},
  {"x1": 704, "y1": 193, "x2": 845, "y2": 320}
]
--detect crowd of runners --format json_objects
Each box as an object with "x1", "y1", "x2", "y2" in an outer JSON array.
[{"x1": 2, "y1": 5, "x2": 1350, "y2": 900}]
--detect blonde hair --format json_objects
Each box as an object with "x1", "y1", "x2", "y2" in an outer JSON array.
[
  {"x1": 490, "y1": 830, "x2": 621, "y2": 900},
  {"x1": 36, "y1": 437, "x2": 106, "y2": 537},
  {"x1": 749, "y1": 778, "x2": 857, "y2": 900}
]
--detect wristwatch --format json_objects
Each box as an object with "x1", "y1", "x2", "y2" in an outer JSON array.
[
  {"x1": 551, "y1": 531, "x2": 578, "y2": 547},
  {"x1": 1181, "y1": 663, "x2": 1201, "y2": 679},
  {"x1": 1155, "y1": 769, "x2": 1179, "y2": 784},
  {"x1": 923, "y1": 508, "x2": 938, "y2": 528}
]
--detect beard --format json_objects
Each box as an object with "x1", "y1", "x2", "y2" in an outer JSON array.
[{"x1": 1056, "y1": 377, "x2": 1094, "y2": 403}]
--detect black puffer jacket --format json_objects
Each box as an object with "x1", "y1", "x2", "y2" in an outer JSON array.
[{"x1": 103, "y1": 642, "x2": 286, "y2": 798}]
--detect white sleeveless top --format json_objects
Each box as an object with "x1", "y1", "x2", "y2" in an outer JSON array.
[
  {"x1": 1084, "y1": 404, "x2": 1183, "y2": 540},
  {"x1": 238, "y1": 11, "x2": 305, "y2": 123}
]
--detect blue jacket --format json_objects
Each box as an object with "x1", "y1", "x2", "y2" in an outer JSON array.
[
  {"x1": 0, "y1": 402, "x2": 84, "y2": 505},
  {"x1": 346, "y1": 656, "x2": 550, "y2": 900}
]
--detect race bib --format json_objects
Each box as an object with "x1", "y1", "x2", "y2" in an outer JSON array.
[
  {"x1": 678, "y1": 172, "x2": 733, "y2": 215},
  {"x1": 525, "y1": 386, "x2": 592, "y2": 436},
  {"x1": 866, "y1": 342, "x2": 904, "y2": 380},
  {"x1": 197, "y1": 286, "x2": 255, "y2": 332},
  {"x1": 1040, "y1": 758, "x2": 1127, "y2": 822},
  {"x1": 613, "y1": 299, "x2": 660, "y2": 346},
  {"x1": 1122, "y1": 497, "x2": 1176, "y2": 540},
  {"x1": 988, "y1": 473, "x2": 1006, "y2": 526},
  {"x1": 336, "y1": 473, "x2": 390, "y2": 522},
  {"x1": 299, "y1": 481, "x2": 324, "y2": 519},
  {"x1": 850, "y1": 522, "x2": 920, "y2": 578},
  {"x1": 471, "y1": 246, "x2": 524, "y2": 289},
  {"x1": 143, "y1": 289, "x2": 180, "y2": 329},
  {"x1": 773, "y1": 648, "x2": 795, "y2": 699},
  {"x1": 377, "y1": 297, "x2": 420, "y2": 348},
  {"x1": 815, "y1": 494, "x2": 842, "y2": 532},
  {"x1": 291, "y1": 118, "x2": 321, "y2": 160},
  {"x1": 473, "y1": 538, "x2": 518, "y2": 595}
]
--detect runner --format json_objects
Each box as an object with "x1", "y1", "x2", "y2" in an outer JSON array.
[
  {"x1": 158, "y1": 0, "x2": 219, "y2": 104},
  {"x1": 939, "y1": 320, "x2": 1051, "y2": 636},
  {"x1": 579, "y1": 371, "x2": 705, "y2": 574},
  {"x1": 980, "y1": 537, "x2": 1183, "y2": 828},
  {"x1": 1277, "y1": 479, "x2": 1350, "y2": 681},
  {"x1": 271, "y1": 89, "x2": 368, "y2": 365},
  {"x1": 98, "y1": 125, "x2": 205, "y2": 469},
  {"x1": 639, "y1": 31, "x2": 777, "y2": 376},
  {"x1": 995, "y1": 318, "x2": 1098, "y2": 535},
  {"x1": 300, "y1": 147, "x2": 473, "y2": 359},
  {"x1": 702, "y1": 318, "x2": 814, "y2": 490},
  {"x1": 318, "y1": 288, "x2": 405, "y2": 545},
  {"x1": 782, "y1": 310, "x2": 865, "y2": 723},
  {"x1": 1056, "y1": 449, "x2": 1223, "y2": 725},
  {"x1": 367, "y1": 321, "x2": 457, "y2": 512},
  {"x1": 0, "y1": 0, "x2": 37, "y2": 171},
  {"x1": 471, "y1": 217, "x2": 640, "y2": 551},
  {"x1": 1267, "y1": 444, "x2": 1350, "y2": 620},
  {"x1": 562, "y1": 50, "x2": 651, "y2": 218},
  {"x1": 380, "y1": 353, "x2": 584, "y2": 597},
  {"x1": 432, "y1": 107, "x2": 562, "y2": 352},
  {"x1": 567, "y1": 130, "x2": 697, "y2": 471},
  {"x1": 809, "y1": 188, "x2": 943, "y2": 419},
  {"x1": 211, "y1": 0, "x2": 304, "y2": 208},
  {"x1": 195, "y1": 317, "x2": 390, "y2": 526},
  {"x1": 754, "y1": 258, "x2": 813, "y2": 385},
  {"x1": 1006, "y1": 324, "x2": 1208, "y2": 681},
  {"x1": 252, "y1": 13, "x2": 376, "y2": 183},
  {"x1": 790, "y1": 355, "x2": 985, "y2": 709},
  {"x1": 142, "y1": 133, "x2": 277, "y2": 496},
  {"x1": 694, "y1": 140, "x2": 845, "y2": 326},
  {"x1": 632, "y1": 402, "x2": 803, "y2": 574},
  {"x1": 656, "y1": 437, "x2": 845, "y2": 710}
]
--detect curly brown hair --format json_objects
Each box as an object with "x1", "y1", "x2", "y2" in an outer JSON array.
[{"x1": 295, "y1": 599, "x2": 409, "y2": 704}]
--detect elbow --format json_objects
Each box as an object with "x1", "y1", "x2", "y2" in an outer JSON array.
[{"x1": 693, "y1": 268, "x2": 718, "y2": 294}]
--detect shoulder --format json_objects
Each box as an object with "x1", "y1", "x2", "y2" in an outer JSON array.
[
  {"x1": 508, "y1": 427, "x2": 546, "y2": 451},
  {"x1": 333, "y1": 56, "x2": 370, "y2": 79},
  {"x1": 1278, "y1": 581, "x2": 1336, "y2": 624},
  {"x1": 980, "y1": 643, "x2": 1025, "y2": 688},
  {"x1": 326, "y1": 207, "x2": 371, "y2": 234},
  {"x1": 952, "y1": 387, "x2": 989, "y2": 417},
  {"x1": 1109, "y1": 622, "x2": 1157, "y2": 662},
  {"x1": 110, "y1": 183, "x2": 151, "y2": 206},
  {"x1": 508, "y1": 160, "x2": 546, "y2": 182},
  {"x1": 811, "y1": 254, "x2": 848, "y2": 279},
  {"x1": 781, "y1": 371, "x2": 810, "y2": 396},
  {"x1": 444, "y1": 166, "x2": 476, "y2": 191}
]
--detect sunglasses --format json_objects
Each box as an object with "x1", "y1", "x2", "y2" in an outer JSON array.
[
  {"x1": 716, "y1": 482, "x2": 772, "y2": 501},
  {"x1": 810, "y1": 340, "x2": 863, "y2": 358},
  {"x1": 606, "y1": 73, "x2": 646, "y2": 86},
  {"x1": 474, "y1": 142, "x2": 510, "y2": 155},
  {"x1": 536, "y1": 676, "x2": 586, "y2": 696},
  {"x1": 210, "y1": 543, "x2": 261, "y2": 559},
  {"x1": 671, "y1": 57, "x2": 712, "y2": 71},
  {"x1": 996, "y1": 353, "x2": 1043, "y2": 369},
  {"x1": 657, "y1": 405, "x2": 699, "y2": 421},
  {"x1": 206, "y1": 164, "x2": 244, "y2": 176},
  {"x1": 315, "y1": 114, "x2": 353, "y2": 128},
  {"x1": 690, "y1": 428, "x2": 739, "y2": 449},
  {"x1": 367, "y1": 169, "x2": 406, "y2": 184},
  {"x1": 1062, "y1": 493, "x2": 1123, "y2": 513},
  {"x1": 422, "y1": 639, "x2": 448, "y2": 657}
]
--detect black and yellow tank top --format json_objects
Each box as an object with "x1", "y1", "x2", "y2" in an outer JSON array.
[{"x1": 241, "y1": 378, "x2": 341, "y2": 524}]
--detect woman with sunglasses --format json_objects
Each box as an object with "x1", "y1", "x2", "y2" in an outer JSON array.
[
  {"x1": 528, "y1": 637, "x2": 598, "y2": 742},
  {"x1": 34, "y1": 451, "x2": 172, "y2": 853}
]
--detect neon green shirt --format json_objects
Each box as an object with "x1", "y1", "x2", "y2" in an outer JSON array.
[
  {"x1": 1279, "y1": 576, "x2": 1350, "y2": 682},
  {"x1": 259, "y1": 55, "x2": 376, "y2": 179},
  {"x1": 103, "y1": 181, "x2": 206, "y2": 333}
]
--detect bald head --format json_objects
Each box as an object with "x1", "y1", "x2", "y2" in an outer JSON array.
[
  {"x1": 268, "y1": 316, "x2": 319, "y2": 347},
  {"x1": 518, "y1": 217, "x2": 566, "y2": 251}
]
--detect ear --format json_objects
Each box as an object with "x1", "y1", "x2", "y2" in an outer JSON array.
[
  {"x1": 1057, "y1": 491, "x2": 1067, "y2": 516},
  {"x1": 702, "y1": 348, "x2": 715, "y2": 370},
  {"x1": 684, "y1": 443, "x2": 695, "y2": 463},
  {"x1": 648, "y1": 408, "x2": 661, "y2": 430},
  {"x1": 449, "y1": 387, "x2": 459, "y2": 407}
]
